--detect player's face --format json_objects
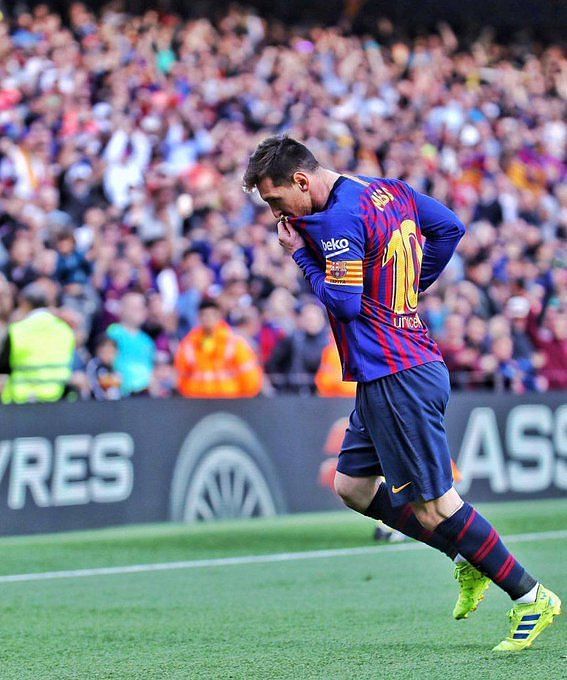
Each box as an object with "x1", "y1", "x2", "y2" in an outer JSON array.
[{"x1": 257, "y1": 174, "x2": 313, "y2": 219}]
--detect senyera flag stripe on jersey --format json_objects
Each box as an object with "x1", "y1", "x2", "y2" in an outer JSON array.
[{"x1": 325, "y1": 259, "x2": 363, "y2": 286}]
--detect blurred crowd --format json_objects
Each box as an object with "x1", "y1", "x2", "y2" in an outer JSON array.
[{"x1": 0, "y1": 3, "x2": 565, "y2": 401}]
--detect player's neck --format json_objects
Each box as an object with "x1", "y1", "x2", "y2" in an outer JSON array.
[{"x1": 312, "y1": 168, "x2": 342, "y2": 211}]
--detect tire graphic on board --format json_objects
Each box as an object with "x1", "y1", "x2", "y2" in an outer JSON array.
[{"x1": 169, "y1": 413, "x2": 287, "y2": 521}]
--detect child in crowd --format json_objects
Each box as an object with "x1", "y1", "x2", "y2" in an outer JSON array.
[{"x1": 86, "y1": 334, "x2": 122, "y2": 400}]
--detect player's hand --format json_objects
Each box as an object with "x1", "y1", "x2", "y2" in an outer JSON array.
[{"x1": 277, "y1": 219, "x2": 305, "y2": 256}]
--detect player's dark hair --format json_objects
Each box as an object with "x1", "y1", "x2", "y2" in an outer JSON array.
[{"x1": 243, "y1": 135, "x2": 320, "y2": 192}]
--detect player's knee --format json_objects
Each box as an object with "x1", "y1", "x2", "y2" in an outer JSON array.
[
  {"x1": 333, "y1": 474, "x2": 357, "y2": 508},
  {"x1": 334, "y1": 473, "x2": 373, "y2": 512},
  {"x1": 412, "y1": 505, "x2": 442, "y2": 531},
  {"x1": 412, "y1": 489, "x2": 463, "y2": 531}
]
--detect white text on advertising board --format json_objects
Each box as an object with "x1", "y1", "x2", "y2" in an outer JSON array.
[
  {"x1": 0, "y1": 433, "x2": 134, "y2": 509},
  {"x1": 457, "y1": 405, "x2": 567, "y2": 494}
]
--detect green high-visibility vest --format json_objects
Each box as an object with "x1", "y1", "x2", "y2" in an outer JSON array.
[{"x1": 2, "y1": 311, "x2": 75, "y2": 404}]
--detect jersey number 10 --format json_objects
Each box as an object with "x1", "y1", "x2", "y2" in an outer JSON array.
[{"x1": 382, "y1": 219, "x2": 423, "y2": 314}]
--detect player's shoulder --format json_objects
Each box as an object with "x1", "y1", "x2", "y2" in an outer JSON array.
[
  {"x1": 335, "y1": 174, "x2": 415, "y2": 210},
  {"x1": 361, "y1": 175, "x2": 416, "y2": 200},
  {"x1": 322, "y1": 177, "x2": 366, "y2": 221}
]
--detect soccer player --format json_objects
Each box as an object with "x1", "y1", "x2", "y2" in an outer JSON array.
[{"x1": 243, "y1": 136, "x2": 561, "y2": 652}]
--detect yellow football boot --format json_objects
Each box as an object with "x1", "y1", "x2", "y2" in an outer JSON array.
[{"x1": 493, "y1": 585, "x2": 561, "y2": 652}]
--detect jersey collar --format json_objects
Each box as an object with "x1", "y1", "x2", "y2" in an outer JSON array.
[{"x1": 322, "y1": 175, "x2": 347, "y2": 211}]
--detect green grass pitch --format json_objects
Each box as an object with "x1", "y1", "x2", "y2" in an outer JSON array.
[{"x1": 1, "y1": 499, "x2": 565, "y2": 679}]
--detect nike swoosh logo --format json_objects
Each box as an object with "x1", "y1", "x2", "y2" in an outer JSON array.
[{"x1": 392, "y1": 481, "x2": 412, "y2": 494}]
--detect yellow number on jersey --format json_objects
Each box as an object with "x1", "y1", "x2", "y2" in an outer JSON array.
[{"x1": 382, "y1": 220, "x2": 423, "y2": 314}]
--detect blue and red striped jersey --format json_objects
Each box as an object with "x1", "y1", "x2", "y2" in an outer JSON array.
[{"x1": 290, "y1": 175, "x2": 466, "y2": 382}]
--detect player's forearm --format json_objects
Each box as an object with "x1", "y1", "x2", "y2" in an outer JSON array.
[
  {"x1": 419, "y1": 232, "x2": 463, "y2": 292},
  {"x1": 414, "y1": 190, "x2": 466, "y2": 292},
  {"x1": 292, "y1": 248, "x2": 361, "y2": 322}
]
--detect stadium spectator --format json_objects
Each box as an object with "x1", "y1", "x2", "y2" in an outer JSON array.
[
  {"x1": 86, "y1": 334, "x2": 122, "y2": 401},
  {"x1": 529, "y1": 305, "x2": 567, "y2": 389},
  {"x1": 54, "y1": 231, "x2": 92, "y2": 287},
  {"x1": 0, "y1": 4, "x2": 564, "y2": 398},
  {"x1": 3, "y1": 236, "x2": 37, "y2": 290},
  {"x1": 143, "y1": 290, "x2": 177, "y2": 362},
  {"x1": 0, "y1": 275, "x2": 15, "y2": 331},
  {"x1": 107, "y1": 292, "x2": 156, "y2": 396},
  {"x1": 176, "y1": 264, "x2": 215, "y2": 339},
  {"x1": 267, "y1": 302, "x2": 329, "y2": 394},
  {"x1": 0, "y1": 282, "x2": 75, "y2": 403},
  {"x1": 315, "y1": 335, "x2": 357, "y2": 398},
  {"x1": 148, "y1": 353, "x2": 178, "y2": 398},
  {"x1": 175, "y1": 300, "x2": 262, "y2": 398},
  {"x1": 505, "y1": 296, "x2": 537, "y2": 360},
  {"x1": 436, "y1": 314, "x2": 479, "y2": 388},
  {"x1": 479, "y1": 334, "x2": 541, "y2": 393}
]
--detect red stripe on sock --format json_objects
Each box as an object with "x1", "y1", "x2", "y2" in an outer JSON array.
[
  {"x1": 396, "y1": 505, "x2": 414, "y2": 532},
  {"x1": 457, "y1": 508, "x2": 477, "y2": 543},
  {"x1": 494, "y1": 555, "x2": 516, "y2": 583},
  {"x1": 472, "y1": 528, "x2": 499, "y2": 563},
  {"x1": 420, "y1": 528, "x2": 434, "y2": 541}
]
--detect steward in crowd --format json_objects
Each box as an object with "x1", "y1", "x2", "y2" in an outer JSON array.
[
  {"x1": 175, "y1": 300, "x2": 263, "y2": 398},
  {"x1": 315, "y1": 335, "x2": 357, "y2": 398},
  {"x1": 0, "y1": 283, "x2": 75, "y2": 403}
]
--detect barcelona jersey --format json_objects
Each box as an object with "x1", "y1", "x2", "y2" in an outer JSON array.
[{"x1": 290, "y1": 175, "x2": 465, "y2": 382}]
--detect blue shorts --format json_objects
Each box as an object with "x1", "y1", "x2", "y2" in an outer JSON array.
[{"x1": 336, "y1": 361, "x2": 454, "y2": 507}]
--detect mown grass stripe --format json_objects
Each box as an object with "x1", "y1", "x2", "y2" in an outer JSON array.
[{"x1": 0, "y1": 528, "x2": 566, "y2": 584}]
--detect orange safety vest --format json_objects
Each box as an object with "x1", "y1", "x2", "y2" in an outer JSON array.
[
  {"x1": 175, "y1": 321, "x2": 263, "y2": 398},
  {"x1": 315, "y1": 337, "x2": 357, "y2": 398}
]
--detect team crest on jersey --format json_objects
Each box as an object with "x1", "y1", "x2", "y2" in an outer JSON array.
[
  {"x1": 325, "y1": 259, "x2": 363, "y2": 287},
  {"x1": 330, "y1": 261, "x2": 348, "y2": 279}
]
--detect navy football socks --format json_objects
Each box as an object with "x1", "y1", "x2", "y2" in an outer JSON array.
[
  {"x1": 435, "y1": 502, "x2": 537, "y2": 600},
  {"x1": 364, "y1": 483, "x2": 458, "y2": 559},
  {"x1": 364, "y1": 487, "x2": 537, "y2": 600}
]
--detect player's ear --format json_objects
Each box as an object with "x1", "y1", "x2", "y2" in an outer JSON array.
[{"x1": 293, "y1": 172, "x2": 309, "y2": 192}]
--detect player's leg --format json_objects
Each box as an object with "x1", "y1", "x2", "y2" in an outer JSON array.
[
  {"x1": 357, "y1": 361, "x2": 561, "y2": 648},
  {"x1": 386, "y1": 363, "x2": 535, "y2": 605},
  {"x1": 412, "y1": 487, "x2": 537, "y2": 600},
  {"x1": 335, "y1": 409, "x2": 457, "y2": 559},
  {"x1": 355, "y1": 361, "x2": 491, "y2": 619},
  {"x1": 334, "y1": 473, "x2": 456, "y2": 558},
  {"x1": 412, "y1": 488, "x2": 561, "y2": 651}
]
